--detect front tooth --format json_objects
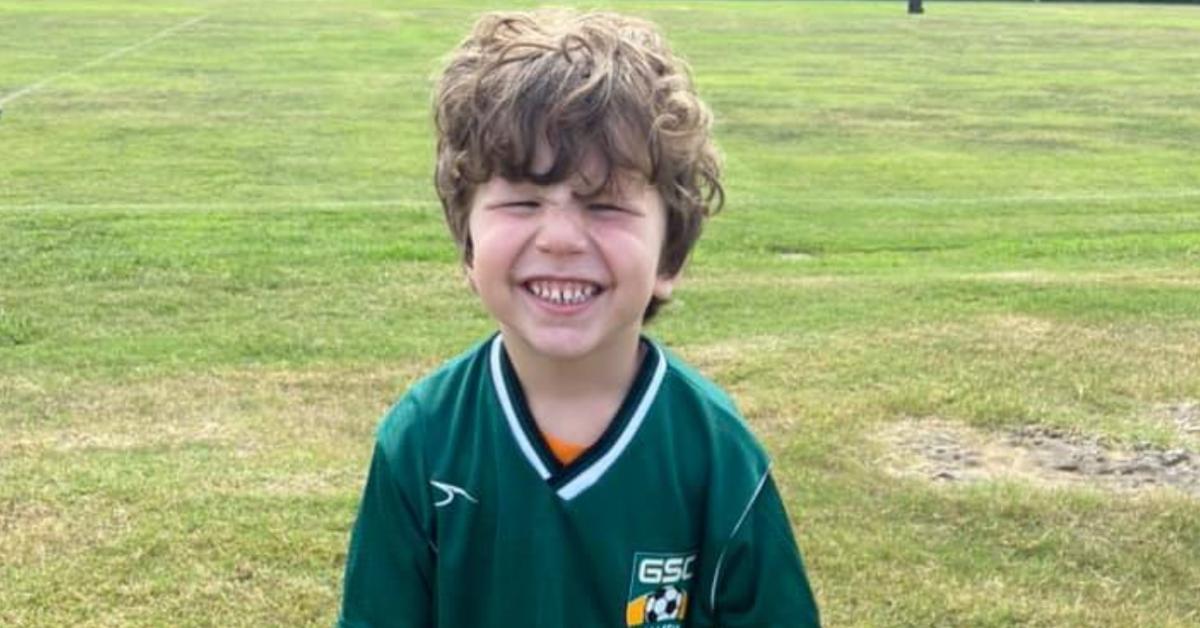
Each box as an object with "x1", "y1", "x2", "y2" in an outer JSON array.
[{"x1": 530, "y1": 281, "x2": 597, "y2": 304}]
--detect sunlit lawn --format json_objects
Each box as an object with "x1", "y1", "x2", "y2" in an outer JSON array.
[{"x1": 2, "y1": 1, "x2": 1199, "y2": 625}]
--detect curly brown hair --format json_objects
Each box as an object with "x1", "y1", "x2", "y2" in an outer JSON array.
[{"x1": 433, "y1": 9, "x2": 723, "y2": 320}]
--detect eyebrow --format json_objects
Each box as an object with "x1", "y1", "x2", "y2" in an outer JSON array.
[{"x1": 497, "y1": 179, "x2": 639, "y2": 201}]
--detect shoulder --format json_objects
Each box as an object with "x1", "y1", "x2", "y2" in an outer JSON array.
[
  {"x1": 375, "y1": 336, "x2": 494, "y2": 456},
  {"x1": 659, "y1": 347, "x2": 741, "y2": 418},
  {"x1": 653, "y1": 342, "x2": 769, "y2": 470}
]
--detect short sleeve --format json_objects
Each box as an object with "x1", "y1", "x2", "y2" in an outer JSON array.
[
  {"x1": 338, "y1": 401, "x2": 436, "y2": 628},
  {"x1": 705, "y1": 474, "x2": 821, "y2": 627}
]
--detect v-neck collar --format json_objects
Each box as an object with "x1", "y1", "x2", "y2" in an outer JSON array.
[{"x1": 486, "y1": 334, "x2": 666, "y2": 501}]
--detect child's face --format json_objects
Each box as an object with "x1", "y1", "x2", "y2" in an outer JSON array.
[{"x1": 466, "y1": 143, "x2": 673, "y2": 363}]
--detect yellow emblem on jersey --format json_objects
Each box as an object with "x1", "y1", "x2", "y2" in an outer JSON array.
[{"x1": 626, "y1": 587, "x2": 688, "y2": 626}]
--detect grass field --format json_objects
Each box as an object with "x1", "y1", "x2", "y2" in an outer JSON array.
[{"x1": 3, "y1": 0, "x2": 1200, "y2": 625}]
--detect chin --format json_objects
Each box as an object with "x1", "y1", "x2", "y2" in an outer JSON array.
[{"x1": 519, "y1": 331, "x2": 602, "y2": 362}]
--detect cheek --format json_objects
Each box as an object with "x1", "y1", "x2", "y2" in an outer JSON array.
[
  {"x1": 466, "y1": 213, "x2": 496, "y2": 260},
  {"x1": 594, "y1": 225, "x2": 665, "y2": 274},
  {"x1": 467, "y1": 217, "x2": 527, "y2": 284},
  {"x1": 471, "y1": 225, "x2": 512, "y2": 260},
  {"x1": 594, "y1": 213, "x2": 660, "y2": 240}
]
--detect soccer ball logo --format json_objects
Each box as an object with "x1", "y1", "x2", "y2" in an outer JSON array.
[{"x1": 644, "y1": 585, "x2": 684, "y2": 623}]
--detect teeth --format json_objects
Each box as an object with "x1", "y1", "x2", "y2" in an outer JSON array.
[{"x1": 527, "y1": 280, "x2": 598, "y2": 305}]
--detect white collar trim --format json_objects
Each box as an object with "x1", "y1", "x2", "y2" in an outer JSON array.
[{"x1": 489, "y1": 336, "x2": 551, "y2": 480}]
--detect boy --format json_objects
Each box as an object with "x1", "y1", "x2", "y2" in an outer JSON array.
[{"x1": 339, "y1": 9, "x2": 820, "y2": 627}]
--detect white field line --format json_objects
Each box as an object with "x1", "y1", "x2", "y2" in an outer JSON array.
[
  {"x1": 0, "y1": 14, "x2": 210, "y2": 107},
  {"x1": 0, "y1": 199, "x2": 438, "y2": 212},
  {"x1": 1, "y1": 190, "x2": 1198, "y2": 213}
]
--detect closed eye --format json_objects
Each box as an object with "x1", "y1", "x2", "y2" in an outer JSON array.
[
  {"x1": 588, "y1": 203, "x2": 629, "y2": 213},
  {"x1": 496, "y1": 200, "x2": 538, "y2": 209}
]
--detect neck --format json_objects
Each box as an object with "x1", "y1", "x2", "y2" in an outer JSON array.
[{"x1": 500, "y1": 330, "x2": 644, "y2": 404}]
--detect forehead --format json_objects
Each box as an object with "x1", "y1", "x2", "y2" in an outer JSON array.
[
  {"x1": 525, "y1": 137, "x2": 652, "y2": 197},
  {"x1": 481, "y1": 167, "x2": 652, "y2": 199}
]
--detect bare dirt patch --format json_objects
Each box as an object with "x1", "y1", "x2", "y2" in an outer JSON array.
[
  {"x1": 879, "y1": 417, "x2": 1200, "y2": 498},
  {"x1": 1157, "y1": 400, "x2": 1200, "y2": 440}
]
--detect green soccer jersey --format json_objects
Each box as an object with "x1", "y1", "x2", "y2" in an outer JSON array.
[{"x1": 338, "y1": 335, "x2": 820, "y2": 628}]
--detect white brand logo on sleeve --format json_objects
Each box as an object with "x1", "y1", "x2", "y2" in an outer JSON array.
[{"x1": 430, "y1": 480, "x2": 478, "y2": 507}]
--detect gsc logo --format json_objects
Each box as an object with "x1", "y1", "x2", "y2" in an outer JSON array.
[
  {"x1": 637, "y1": 555, "x2": 696, "y2": 585},
  {"x1": 627, "y1": 552, "x2": 697, "y2": 626}
]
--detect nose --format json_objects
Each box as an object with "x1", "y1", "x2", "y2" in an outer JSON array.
[{"x1": 533, "y1": 199, "x2": 588, "y2": 256}]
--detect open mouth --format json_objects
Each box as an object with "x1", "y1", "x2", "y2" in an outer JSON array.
[{"x1": 523, "y1": 279, "x2": 603, "y2": 307}]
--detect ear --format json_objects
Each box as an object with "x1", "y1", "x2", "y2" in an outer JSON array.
[
  {"x1": 653, "y1": 272, "x2": 677, "y2": 300},
  {"x1": 462, "y1": 236, "x2": 474, "y2": 268},
  {"x1": 464, "y1": 263, "x2": 479, "y2": 294},
  {"x1": 461, "y1": 235, "x2": 478, "y2": 292}
]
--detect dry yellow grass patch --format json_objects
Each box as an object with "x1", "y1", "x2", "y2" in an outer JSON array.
[
  {"x1": 1, "y1": 363, "x2": 441, "y2": 572},
  {"x1": 0, "y1": 495, "x2": 134, "y2": 567},
  {"x1": 885, "y1": 313, "x2": 1199, "y2": 383},
  {"x1": 676, "y1": 335, "x2": 792, "y2": 373},
  {"x1": 0, "y1": 362, "x2": 435, "y2": 457},
  {"x1": 671, "y1": 336, "x2": 852, "y2": 444}
]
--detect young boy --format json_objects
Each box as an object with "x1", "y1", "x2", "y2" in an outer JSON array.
[{"x1": 339, "y1": 9, "x2": 820, "y2": 627}]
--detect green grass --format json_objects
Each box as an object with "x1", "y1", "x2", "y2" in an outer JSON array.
[{"x1": 3, "y1": 1, "x2": 1200, "y2": 625}]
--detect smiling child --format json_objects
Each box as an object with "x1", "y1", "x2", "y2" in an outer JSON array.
[{"x1": 338, "y1": 9, "x2": 820, "y2": 627}]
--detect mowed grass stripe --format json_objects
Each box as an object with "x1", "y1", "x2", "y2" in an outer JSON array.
[{"x1": 3, "y1": 187, "x2": 1200, "y2": 214}]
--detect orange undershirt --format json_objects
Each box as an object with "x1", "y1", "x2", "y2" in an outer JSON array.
[{"x1": 542, "y1": 431, "x2": 587, "y2": 465}]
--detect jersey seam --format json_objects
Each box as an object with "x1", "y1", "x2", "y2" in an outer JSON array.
[
  {"x1": 708, "y1": 463, "x2": 773, "y2": 616},
  {"x1": 406, "y1": 393, "x2": 438, "y2": 558}
]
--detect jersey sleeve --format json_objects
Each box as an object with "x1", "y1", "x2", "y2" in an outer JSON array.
[
  {"x1": 702, "y1": 472, "x2": 821, "y2": 627},
  {"x1": 338, "y1": 397, "x2": 436, "y2": 628}
]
